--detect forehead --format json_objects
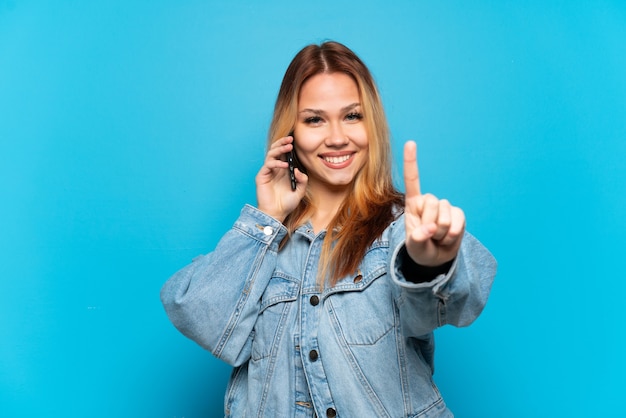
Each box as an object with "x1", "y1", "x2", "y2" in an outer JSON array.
[{"x1": 298, "y1": 73, "x2": 360, "y2": 108}]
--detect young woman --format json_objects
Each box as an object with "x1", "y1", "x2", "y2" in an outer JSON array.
[{"x1": 161, "y1": 41, "x2": 497, "y2": 418}]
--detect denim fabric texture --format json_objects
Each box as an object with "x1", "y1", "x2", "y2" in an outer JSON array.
[{"x1": 161, "y1": 204, "x2": 497, "y2": 417}]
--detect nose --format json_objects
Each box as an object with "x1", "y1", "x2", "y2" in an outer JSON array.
[{"x1": 325, "y1": 123, "x2": 349, "y2": 147}]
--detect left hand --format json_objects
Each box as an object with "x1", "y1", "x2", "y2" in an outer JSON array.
[{"x1": 403, "y1": 140, "x2": 465, "y2": 267}]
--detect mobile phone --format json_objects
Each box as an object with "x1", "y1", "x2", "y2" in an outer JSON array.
[{"x1": 287, "y1": 132, "x2": 296, "y2": 191}]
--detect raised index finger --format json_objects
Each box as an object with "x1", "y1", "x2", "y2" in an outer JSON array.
[{"x1": 403, "y1": 140, "x2": 422, "y2": 198}]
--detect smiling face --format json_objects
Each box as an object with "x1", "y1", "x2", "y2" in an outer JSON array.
[{"x1": 293, "y1": 72, "x2": 369, "y2": 197}]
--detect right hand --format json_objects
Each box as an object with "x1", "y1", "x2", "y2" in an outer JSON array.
[{"x1": 255, "y1": 135, "x2": 308, "y2": 223}]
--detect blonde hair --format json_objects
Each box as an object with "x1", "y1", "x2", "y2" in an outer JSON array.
[{"x1": 268, "y1": 41, "x2": 403, "y2": 286}]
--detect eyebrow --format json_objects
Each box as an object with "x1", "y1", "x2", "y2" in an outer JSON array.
[{"x1": 298, "y1": 102, "x2": 361, "y2": 115}]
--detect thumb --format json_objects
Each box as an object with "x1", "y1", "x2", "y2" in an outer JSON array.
[
  {"x1": 410, "y1": 222, "x2": 436, "y2": 243},
  {"x1": 294, "y1": 168, "x2": 308, "y2": 188}
]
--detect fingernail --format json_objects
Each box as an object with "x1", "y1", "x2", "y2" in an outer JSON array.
[{"x1": 421, "y1": 224, "x2": 435, "y2": 236}]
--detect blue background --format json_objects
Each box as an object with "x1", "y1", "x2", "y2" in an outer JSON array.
[{"x1": 1, "y1": 1, "x2": 625, "y2": 416}]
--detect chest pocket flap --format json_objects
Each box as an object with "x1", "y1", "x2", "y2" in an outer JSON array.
[
  {"x1": 259, "y1": 273, "x2": 300, "y2": 313},
  {"x1": 327, "y1": 243, "x2": 388, "y2": 294}
]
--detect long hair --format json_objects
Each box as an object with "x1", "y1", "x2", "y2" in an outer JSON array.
[{"x1": 268, "y1": 41, "x2": 404, "y2": 287}]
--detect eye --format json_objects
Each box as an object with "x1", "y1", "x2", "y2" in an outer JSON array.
[
  {"x1": 345, "y1": 112, "x2": 363, "y2": 122},
  {"x1": 304, "y1": 116, "x2": 324, "y2": 125}
]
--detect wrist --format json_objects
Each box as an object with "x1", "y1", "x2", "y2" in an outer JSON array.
[
  {"x1": 400, "y1": 246, "x2": 454, "y2": 283},
  {"x1": 256, "y1": 206, "x2": 286, "y2": 224}
]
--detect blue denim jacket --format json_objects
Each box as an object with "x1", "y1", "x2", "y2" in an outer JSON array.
[{"x1": 161, "y1": 205, "x2": 497, "y2": 418}]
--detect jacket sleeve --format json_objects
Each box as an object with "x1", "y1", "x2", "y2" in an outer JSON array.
[
  {"x1": 388, "y1": 215, "x2": 497, "y2": 337},
  {"x1": 160, "y1": 204, "x2": 287, "y2": 366}
]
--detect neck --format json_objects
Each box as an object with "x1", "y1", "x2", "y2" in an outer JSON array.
[{"x1": 308, "y1": 183, "x2": 349, "y2": 234}]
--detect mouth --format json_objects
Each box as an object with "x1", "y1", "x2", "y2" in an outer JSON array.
[
  {"x1": 323, "y1": 154, "x2": 351, "y2": 164},
  {"x1": 319, "y1": 152, "x2": 355, "y2": 168}
]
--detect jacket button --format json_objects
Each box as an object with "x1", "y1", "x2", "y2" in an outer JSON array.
[
  {"x1": 309, "y1": 349, "x2": 318, "y2": 362},
  {"x1": 353, "y1": 274, "x2": 363, "y2": 283},
  {"x1": 310, "y1": 295, "x2": 319, "y2": 306},
  {"x1": 326, "y1": 407, "x2": 336, "y2": 417}
]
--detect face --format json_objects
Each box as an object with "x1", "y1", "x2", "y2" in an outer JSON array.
[{"x1": 294, "y1": 72, "x2": 368, "y2": 195}]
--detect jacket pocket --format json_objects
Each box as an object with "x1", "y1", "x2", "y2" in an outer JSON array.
[
  {"x1": 326, "y1": 246, "x2": 396, "y2": 346},
  {"x1": 251, "y1": 274, "x2": 299, "y2": 360}
]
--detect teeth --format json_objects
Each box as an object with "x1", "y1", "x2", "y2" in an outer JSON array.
[{"x1": 324, "y1": 155, "x2": 351, "y2": 164}]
